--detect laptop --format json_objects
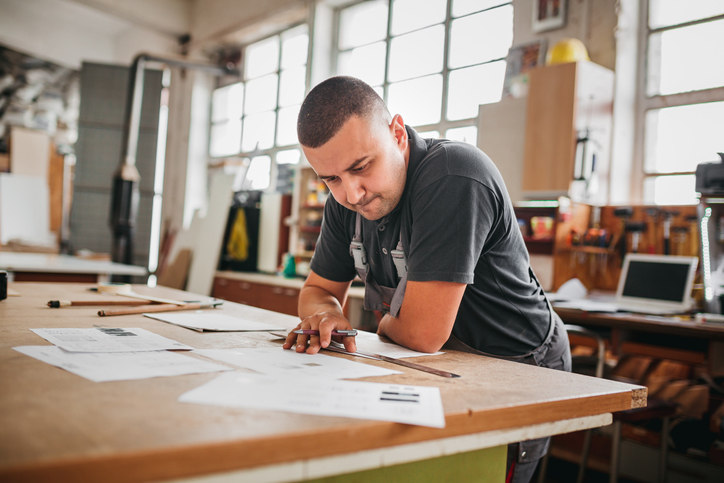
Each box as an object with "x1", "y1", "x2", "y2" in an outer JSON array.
[{"x1": 553, "y1": 253, "x2": 699, "y2": 315}]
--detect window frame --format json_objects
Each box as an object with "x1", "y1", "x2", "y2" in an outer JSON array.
[
  {"x1": 633, "y1": 0, "x2": 724, "y2": 203},
  {"x1": 332, "y1": 0, "x2": 513, "y2": 143},
  {"x1": 208, "y1": 22, "x2": 310, "y2": 192}
]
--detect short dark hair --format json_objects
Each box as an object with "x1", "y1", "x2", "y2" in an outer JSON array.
[{"x1": 297, "y1": 76, "x2": 389, "y2": 148}]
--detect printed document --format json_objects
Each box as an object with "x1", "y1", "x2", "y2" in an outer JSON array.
[
  {"x1": 351, "y1": 330, "x2": 444, "y2": 358},
  {"x1": 30, "y1": 327, "x2": 192, "y2": 352},
  {"x1": 180, "y1": 372, "x2": 445, "y2": 428},
  {"x1": 14, "y1": 346, "x2": 230, "y2": 382},
  {"x1": 145, "y1": 312, "x2": 287, "y2": 332},
  {"x1": 194, "y1": 347, "x2": 401, "y2": 379}
]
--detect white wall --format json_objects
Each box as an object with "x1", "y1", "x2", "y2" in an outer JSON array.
[
  {"x1": 0, "y1": 0, "x2": 183, "y2": 68},
  {"x1": 189, "y1": 0, "x2": 307, "y2": 48},
  {"x1": 512, "y1": 0, "x2": 618, "y2": 69}
]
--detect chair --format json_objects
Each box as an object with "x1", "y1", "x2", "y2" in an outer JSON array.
[{"x1": 537, "y1": 324, "x2": 676, "y2": 483}]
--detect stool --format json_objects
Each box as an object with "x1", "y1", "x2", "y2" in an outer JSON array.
[{"x1": 607, "y1": 399, "x2": 677, "y2": 483}]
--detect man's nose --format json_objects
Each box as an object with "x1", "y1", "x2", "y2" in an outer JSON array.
[{"x1": 343, "y1": 178, "x2": 365, "y2": 205}]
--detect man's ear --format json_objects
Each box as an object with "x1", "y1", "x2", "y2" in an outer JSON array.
[{"x1": 390, "y1": 114, "x2": 407, "y2": 150}]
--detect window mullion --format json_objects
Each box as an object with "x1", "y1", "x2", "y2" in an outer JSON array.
[
  {"x1": 382, "y1": 0, "x2": 393, "y2": 102},
  {"x1": 439, "y1": 0, "x2": 453, "y2": 126},
  {"x1": 631, "y1": 0, "x2": 651, "y2": 203},
  {"x1": 644, "y1": 86, "x2": 724, "y2": 110}
]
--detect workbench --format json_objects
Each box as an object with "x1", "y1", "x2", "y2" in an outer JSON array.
[
  {"x1": 0, "y1": 252, "x2": 147, "y2": 283},
  {"x1": 0, "y1": 283, "x2": 645, "y2": 482},
  {"x1": 554, "y1": 306, "x2": 724, "y2": 372}
]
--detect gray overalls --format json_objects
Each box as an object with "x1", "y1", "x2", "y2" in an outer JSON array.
[
  {"x1": 349, "y1": 213, "x2": 407, "y2": 316},
  {"x1": 350, "y1": 212, "x2": 570, "y2": 482}
]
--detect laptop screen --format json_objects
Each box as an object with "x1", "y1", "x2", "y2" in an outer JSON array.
[
  {"x1": 621, "y1": 259, "x2": 692, "y2": 302},
  {"x1": 617, "y1": 254, "x2": 699, "y2": 314}
]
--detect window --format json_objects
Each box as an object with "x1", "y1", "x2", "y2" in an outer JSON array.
[
  {"x1": 209, "y1": 24, "x2": 309, "y2": 192},
  {"x1": 335, "y1": 0, "x2": 513, "y2": 144},
  {"x1": 639, "y1": 0, "x2": 724, "y2": 205}
]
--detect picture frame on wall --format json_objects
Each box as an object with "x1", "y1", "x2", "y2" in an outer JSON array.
[
  {"x1": 532, "y1": 0, "x2": 567, "y2": 33},
  {"x1": 502, "y1": 40, "x2": 547, "y2": 98}
]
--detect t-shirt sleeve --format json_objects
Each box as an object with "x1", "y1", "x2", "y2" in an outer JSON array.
[
  {"x1": 309, "y1": 199, "x2": 357, "y2": 282},
  {"x1": 406, "y1": 158, "x2": 499, "y2": 284}
]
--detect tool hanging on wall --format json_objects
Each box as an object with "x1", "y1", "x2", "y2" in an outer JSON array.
[
  {"x1": 644, "y1": 207, "x2": 660, "y2": 253},
  {"x1": 624, "y1": 221, "x2": 647, "y2": 254},
  {"x1": 661, "y1": 210, "x2": 680, "y2": 255},
  {"x1": 613, "y1": 207, "x2": 634, "y2": 264},
  {"x1": 671, "y1": 226, "x2": 690, "y2": 256}
]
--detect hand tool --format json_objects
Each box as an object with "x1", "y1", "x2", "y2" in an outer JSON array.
[
  {"x1": 660, "y1": 210, "x2": 680, "y2": 255},
  {"x1": 326, "y1": 341, "x2": 460, "y2": 378}
]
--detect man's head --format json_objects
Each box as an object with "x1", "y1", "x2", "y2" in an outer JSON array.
[{"x1": 297, "y1": 76, "x2": 409, "y2": 221}]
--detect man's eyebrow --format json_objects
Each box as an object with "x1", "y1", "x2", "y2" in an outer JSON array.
[{"x1": 318, "y1": 156, "x2": 369, "y2": 180}]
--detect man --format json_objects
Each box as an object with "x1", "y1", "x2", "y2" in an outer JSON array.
[{"x1": 283, "y1": 76, "x2": 571, "y2": 482}]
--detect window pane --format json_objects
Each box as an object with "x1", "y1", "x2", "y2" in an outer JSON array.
[
  {"x1": 649, "y1": 0, "x2": 724, "y2": 29},
  {"x1": 241, "y1": 155, "x2": 272, "y2": 191},
  {"x1": 446, "y1": 125, "x2": 478, "y2": 145},
  {"x1": 647, "y1": 19, "x2": 724, "y2": 95},
  {"x1": 417, "y1": 130, "x2": 440, "y2": 139},
  {"x1": 447, "y1": 61, "x2": 507, "y2": 120},
  {"x1": 242, "y1": 111, "x2": 276, "y2": 152},
  {"x1": 449, "y1": 5, "x2": 513, "y2": 68},
  {"x1": 281, "y1": 26, "x2": 308, "y2": 69},
  {"x1": 209, "y1": 120, "x2": 241, "y2": 157},
  {"x1": 245, "y1": 36, "x2": 279, "y2": 79},
  {"x1": 644, "y1": 102, "x2": 724, "y2": 173},
  {"x1": 388, "y1": 25, "x2": 444, "y2": 82},
  {"x1": 391, "y1": 0, "x2": 446, "y2": 36},
  {"x1": 643, "y1": 174, "x2": 697, "y2": 205},
  {"x1": 387, "y1": 75, "x2": 442, "y2": 126},
  {"x1": 337, "y1": 42, "x2": 387, "y2": 87},
  {"x1": 211, "y1": 83, "x2": 243, "y2": 122},
  {"x1": 279, "y1": 66, "x2": 306, "y2": 107},
  {"x1": 276, "y1": 105, "x2": 301, "y2": 146},
  {"x1": 452, "y1": 0, "x2": 509, "y2": 17},
  {"x1": 244, "y1": 74, "x2": 278, "y2": 114},
  {"x1": 277, "y1": 148, "x2": 301, "y2": 165},
  {"x1": 338, "y1": 0, "x2": 388, "y2": 49}
]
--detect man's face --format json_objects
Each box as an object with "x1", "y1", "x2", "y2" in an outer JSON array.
[{"x1": 302, "y1": 113, "x2": 409, "y2": 221}]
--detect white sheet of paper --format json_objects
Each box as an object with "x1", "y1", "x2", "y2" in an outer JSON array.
[
  {"x1": 145, "y1": 312, "x2": 287, "y2": 332},
  {"x1": 552, "y1": 299, "x2": 619, "y2": 312},
  {"x1": 180, "y1": 372, "x2": 445, "y2": 428},
  {"x1": 194, "y1": 347, "x2": 401, "y2": 379},
  {"x1": 30, "y1": 328, "x2": 192, "y2": 352},
  {"x1": 14, "y1": 346, "x2": 230, "y2": 382},
  {"x1": 353, "y1": 330, "x2": 444, "y2": 358}
]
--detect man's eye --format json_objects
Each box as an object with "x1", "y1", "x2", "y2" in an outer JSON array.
[
  {"x1": 351, "y1": 164, "x2": 367, "y2": 173},
  {"x1": 325, "y1": 176, "x2": 338, "y2": 183}
]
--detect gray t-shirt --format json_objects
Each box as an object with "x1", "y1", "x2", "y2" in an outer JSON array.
[{"x1": 310, "y1": 126, "x2": 552, "y2": 356}]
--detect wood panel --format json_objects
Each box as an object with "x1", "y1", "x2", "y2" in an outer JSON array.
[
  {"x1": 522, "y1": 62, "x2": 577, "y2": 193},
  {"x1": 212, "y1": 276, "x2": 299, "y2": 316}
]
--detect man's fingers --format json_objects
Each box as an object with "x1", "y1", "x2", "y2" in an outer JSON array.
[{"x1": 342, "y1": 336, "x2": 357, "y2": 353}]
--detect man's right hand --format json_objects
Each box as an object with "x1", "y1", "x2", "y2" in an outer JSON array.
[{"x1": 282, "y1": 311, "x2": 357, "y2": 355}]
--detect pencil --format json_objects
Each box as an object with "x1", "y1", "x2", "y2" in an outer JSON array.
[
  {"x1": 47, "y1": 299, "x2": 153, "y2": 308},
  {"x1": 97, "y1": 301, "x2": 223, "y2": 316}
]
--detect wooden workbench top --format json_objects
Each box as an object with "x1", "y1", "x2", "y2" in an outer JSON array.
[{"x1": 0, "y1": 283, "x2": 645, "y2": 482}]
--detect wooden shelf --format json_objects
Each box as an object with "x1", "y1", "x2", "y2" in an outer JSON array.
[{"x1": 302, "y1": 203, "x2": 325, "y2": 209}]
